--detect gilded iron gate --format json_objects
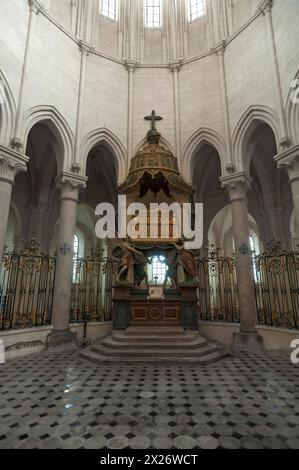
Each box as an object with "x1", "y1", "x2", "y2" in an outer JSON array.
[
  {"x1": 254, "y1": 241, "x2": 299, "y2": 329},
  {"x1": 1, "y1": 240, "x2": 298, "y2": 331},
  {"x1": 197, "y1": 245, "x2": 240, "y2": 323},
  {"x1": 0, "y1": 240, "x2": 55, "y2": 330},
  {"x1": 70, "y1": 247, "x2": 113, "y2": 323}
]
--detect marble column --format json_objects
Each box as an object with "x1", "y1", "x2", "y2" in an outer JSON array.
[
  {"x1": 47, "y1": 172, "x2": 87, "y2": 347},
  {"x1": 221, "y1": 172, "x2": 263, "y2": 351},
  {"x1": 0, "y1": 145, "x2": 28, "y2": 262},
  {"x1": 275, "y1": 145, "x2": 299, "y2": 245}
]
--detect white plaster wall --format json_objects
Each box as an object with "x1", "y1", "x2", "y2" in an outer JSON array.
[
  {"x1": 180, "y1": 55, "x2": 224, "y2": 145},
  {"x1": 0, "y1": 0, "x2": 298, "y2": 174},
  {"x1": 22, "y1": 13, "x2": 80, "y2": 134},
  {"x1": 95, "y1": 15, "x2": 120, "y2": 58},
  {"x1": 0, "y1": 0, "x2": 28, "y2": 99},
  {"x1": 82, "y1": 54, "x2": 128, "y2": 146},
  {"x1": 200, "y1": 321, "x2": 299, "y2": 352},
  {"x1": 225, "y1": 15, "x2": 274, "y2": 134},
  {"x1": 49, "y1": 0, "x2": 72, "y2": 30},
  {"x1": 271, "y1": 0, "x2": 299, "y2": 102},
  {"x1": 187, "y1": 17, "x2": 208, "y2": 57},
  {"x1": 231, "y1": 0, "x2": 258, "y2": 33},
  {"x1": 143, "y1": 29, "x2": 165, "y2": 64},
  {"x1": 0, "y1": 322, "x2": 113, "y2": 360},
  {"x1": 132, "y1": 67, "x2": 175, "y2": 152}
]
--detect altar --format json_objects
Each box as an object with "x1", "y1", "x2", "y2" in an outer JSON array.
[
  {"x1": 113, "y1": 282, "x2": 198, "y2": 330},
  {"x1": 111, "y1": 111, "x2": 199, "y2": 332},
  {"x1": 131, "y1": 299, "x2": 181, "y2": 325}
]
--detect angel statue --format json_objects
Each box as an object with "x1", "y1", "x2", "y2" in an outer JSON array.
[
  {"x1": 174, "y1": 242, "x2": 199, "y2": 284},
  {"x1": 112, "y1": 240, "x2": 149, "y2": 289}
]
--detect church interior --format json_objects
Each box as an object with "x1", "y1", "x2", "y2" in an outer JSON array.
[{"x1": 0, "y1": 0, "x2": 299, "y2": 451}]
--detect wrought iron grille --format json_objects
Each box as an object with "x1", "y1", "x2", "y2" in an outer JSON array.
[
  {"x1": 254, "y1": 241, "x2": 299, "y2": 329},
  {"x1": 0, "y1": 240, "x2": 55, "y2": 330},
  {"x1": 197, "y1": 245, "x2": 240, "y2": 323},
  {"x1": 70, "y1": 247, "x2": 114, "y2": 323},
  {"x1": 1, "y1": 239, "x2": 298, "y2": 331}
]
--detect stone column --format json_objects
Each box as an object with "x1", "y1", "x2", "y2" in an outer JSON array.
[
  {"x1": 12, "y1": 0, "x2": 40, "y2": 150},
  {"x1": 226, "y1": 0, "x2": 233, "y2": 36},
  {"x1": 74, "y1": 41, "x2": 92, "y2": 163},
  {"x1": 125, "y1": 60, "x2": 137, "y2": 163},
  {"x1": 214, "y1": 41, "x2": 233, "y2": 167},
  {"x1": 170, "y1": 60, "x2": 182, "y2": 163},
  {"x1": 221, "y1": 172, "x2": 263, "y2": 351},
  {"x1": 47, "y1": 172, "x2": 87, "y2": 347},
  {"x1": 275, "y1": 145, "x2": 299, "y2": 244},
  {"x1": 0, "y1": 145, "x2": 28, "y2": 262}
]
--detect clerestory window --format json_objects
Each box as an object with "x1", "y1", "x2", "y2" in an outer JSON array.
[
  {"x1": 188, "y1": 0, "x2": 206, "y2": 22},
  {"x1": 100, "y1": 0, "x2": 118, "y2": 20},
  {"x1": 145, "y1": 0, "x2": 162, "y2": 28}
]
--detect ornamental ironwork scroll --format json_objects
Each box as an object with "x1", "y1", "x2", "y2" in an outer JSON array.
[
  {"x1": 197, "y1": 244, "x2": 240, "y2": 323},
  {"x1": 254, "y1": 240, "x2": 299, "y2": 329},
  {"x1": 70, "y1": 246, "x2": 114, "y2": 323},
  {"x1": 0, "y1": 240, "x2": 55, "y2": 330}
]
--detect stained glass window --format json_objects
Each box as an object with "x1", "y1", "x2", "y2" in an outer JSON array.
[
  {"x1": 73, "y1": 234, "x2": 80, "y2": 283},
  {"x1": 148, "y1": 255, "x2": 167, "y2": 285}
]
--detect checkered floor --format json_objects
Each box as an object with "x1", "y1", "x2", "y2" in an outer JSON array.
[{"x1": 0, "y1": 346, "x2": 299, "y2": 449}]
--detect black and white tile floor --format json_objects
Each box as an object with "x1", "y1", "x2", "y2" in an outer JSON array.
[{"x1": 0, "y1": 346, "x2": 299, "y2": 449}]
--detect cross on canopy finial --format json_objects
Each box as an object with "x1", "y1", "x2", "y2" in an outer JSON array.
[{"x1": 144, "y1": 110, "x2": 163, "y2": 132}]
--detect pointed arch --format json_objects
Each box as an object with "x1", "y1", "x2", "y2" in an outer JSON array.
[
  {"x1": 22, "y1": 105, "x2": 75, "y2": 172},
  {"x1": 80, "y1": 127, "x2": 127, "y2": 184},
  {"x1": 0, "y1": 69, "x2": 16, "y2": 146},
  {"x1": 232, "y1": 105, "x2": 281, "y2": 172},
  {"x1": 286, "y1": 69, "x2": 299, "y2": 145},
  {"x1": 182, "y1": 127, "x2": 227, "y2": 183}
]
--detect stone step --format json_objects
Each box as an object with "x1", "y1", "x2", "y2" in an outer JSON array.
[
  {"x1": 103, "y1": 336, "x2": 208, "y2": 350},
  {"x1": 91, "y1": 343, "x2": 218, "y2": 358},
  {"x1": 80, "y1": 349, "x2": 229, "y2": 364},
  {"x1": 111, "y1": 330, "x2": 200, "y2": 343},
  {"x1": 80, "y1": 326, "x2": 229, "y2": 365},
  {"x1": 125, "y1": 326, "x2": 185, "y2": 336}
]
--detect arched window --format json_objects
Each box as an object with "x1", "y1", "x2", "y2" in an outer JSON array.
[
  {"x1": 148, "y1": 255, "x2": 167, "y2": 285},
  {"x1": 250, "y1": 233, "x2": 260, "y2": 283},
  {"x1": 73, "y1": 234, "x2": 80, "y2": 283},
  {"x1": 145, "y1": 0, "x2": 162, "y2": 28},
  {"x1": 188, "y1": 0, "x2": 206, "y2": 22},
  {"x1": 100, "y1": 0, "x2": 118, "y2": 20}
]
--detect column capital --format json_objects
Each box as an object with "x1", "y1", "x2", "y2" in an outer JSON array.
[
  {"x1": 11, "y1": 138, "x2": 24, "y2": 152},
  {"x1": 27, "y1": 0, "x2": 42, "y2": 14},
  {"x1": 213, "y1": 40, "x2": 226, "y2": 56},
  {"x1": 220, "y1": 171, "x2": 252, "y2": 202},
  {"x1": 275, "y1": 144, "x2": 299, "y2": 182},
  {"x1": 78, "y1": 39, "x2": 93, "y2": 56},
  {"x1": 258, "y1": 0, "x2": 272, "y2": 15},
  {"x1": 124, "y1": 59, "x2": 138, "y2": 73},
  {"x1": 169, "y1": 59, "x2": 183, "y2": 73},
  {"x1": 0, "y1": 144, "x2": 29, "y2": 184},
  {"x1": 57, "y1": 171, "x2": 88, "y2": 202}
]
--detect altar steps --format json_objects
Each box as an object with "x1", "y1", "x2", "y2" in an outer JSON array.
[
  {"x1": 102, "y1": 333, "x2": 207, "y2": 349},
  {"x1": 80, "y1": 327, "x2": 229, "y2": 364}
]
